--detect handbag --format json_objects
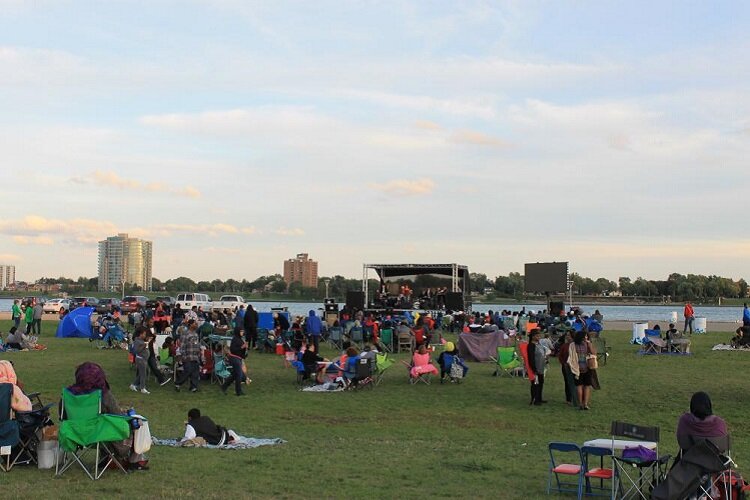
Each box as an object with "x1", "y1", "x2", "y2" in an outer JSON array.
[{"x1": 586, "y1": 354, "x2": 598, "y2": 370}]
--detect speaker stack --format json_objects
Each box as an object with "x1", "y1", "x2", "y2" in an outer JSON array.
[
  {"x1": 345, "y1": 291, "x2": 365, "y2": 310},
  {"x1": 444, "y1": 292, "x2": 464, "y2": 311}
]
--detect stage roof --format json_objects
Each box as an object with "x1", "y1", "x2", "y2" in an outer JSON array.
[{"x1": 364, "y1": 263, "x2": 469, "y2": 279}]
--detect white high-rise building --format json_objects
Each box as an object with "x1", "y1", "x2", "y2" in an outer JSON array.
[
  {"x1": 97, "y1": 234, "x2": 153, "y2": 292},
  {"x1": 0, "y1": 264, "x2": 16, "y2": 289}
]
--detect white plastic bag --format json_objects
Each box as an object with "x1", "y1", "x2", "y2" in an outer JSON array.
[{"x1": 133, "y1": 421, "x2": 152, "y2": 454}]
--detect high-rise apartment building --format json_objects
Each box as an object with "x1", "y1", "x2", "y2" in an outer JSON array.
[
  {"x1": 0, "y1": 264, "x2": 16, "y2": 289},
  {"x1": 283, "y1": 253, "x2": 318, "y2": 288},
  {"x1": 98, "y1": 233, "x2": 153, "y2": 292}
]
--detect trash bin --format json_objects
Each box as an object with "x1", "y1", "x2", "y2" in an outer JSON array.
[{"x1": 694, "y1": 317, "x2": 707, "y2": 333}]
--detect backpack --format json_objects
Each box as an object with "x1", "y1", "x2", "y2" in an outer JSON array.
[{"x1": 450, "y1": 358, "x2": 464, "y2": 379}]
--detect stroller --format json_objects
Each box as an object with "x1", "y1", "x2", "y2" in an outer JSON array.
[{"x1": 652, "y1": 438, "x2": 735, "y2": 500}]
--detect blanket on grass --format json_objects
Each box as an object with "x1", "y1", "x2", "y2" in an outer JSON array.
[
  {"x1": 301, "y1": 381, "x2": 345, "y2": 392},
  {"x1": 712, "y1": 344, "x2": 750, "y2": 351},
  {"x1": 152, "y1": 434, "x2": 285, "y2": 449}
]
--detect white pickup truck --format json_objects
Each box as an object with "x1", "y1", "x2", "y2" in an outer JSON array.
[{"x1": 211, "y1": 295, "x2": 246, "y2": 311}]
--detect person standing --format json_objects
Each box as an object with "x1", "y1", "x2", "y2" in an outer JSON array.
[
  {"x1": 743, "y1": 303, "x2": 750, "y2": 328},
  {"x1": 556, "y1": 331, "x2": 578, "y2": 406},
  {"x1": 175, "y1": 320, "x2": 201, "y2": 393},
  {"x1": 243, "y1": 304, "x2": 258, "y2": 349},
  {"x1": 683, "y1": 301, "x2": 695, "y2": 335},
  {"x1": 23, "y1": 301, "x2": 34, "y2": 335},
  {"x1": 129, "y1": 326, "x2": 150, "y2": 394},
  {"x1": 569, "y1": 330, "x2": 595, "y2": 410},
  {"x1": 305, "y1": 309, "x2": 323, "y2": 352},
  {"x1": 32, "y1": 301, "x2": 43, "y2": 335},
  {"x1": 221, "y1": 329, "x2": 248, "y2": 396},
  {"x1": 146, "y1": 330, "x2": 171, "y2": 387},
  {"x1": 11, "y1": 299, "x2": 22, "y2": 330},
  {"x1": 527, "y1": 329, "x2": 547, "y2": 405}
]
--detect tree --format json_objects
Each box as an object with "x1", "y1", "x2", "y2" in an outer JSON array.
[{"x1": 270, "y1": 280, "x2": 287, "y2": 293}]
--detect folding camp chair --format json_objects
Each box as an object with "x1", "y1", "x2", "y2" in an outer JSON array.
[
  {"x1": 401, "y1": 360, "x2": 432, "y2": 385},
  {"x1": 610, "y1": 421, "x2": 670, "y2": 499},
  {"x1": 0, "y1": 384, "x2": 20, "y2": 472},
  {"x1": 491, "y1": 346, "x2": 522, "y2": 377},
  {"x1": 212, "y1": 356, "x2": 232, "y2": 385},
  {"x1": 56, "y1": 388, "x2": 131, "y2": 480},
  {"x1": 397, "y1": 332, "x2": 413, "y2": 353},
  {"x1": 582, "y1": 445, "x2": 614, "y2": 497},
  {"x1": 350, "y1": 327, "x2": 364, "y2": 348},
  {"x1": 547, "y1": 442, "x2": 585, "y2": 497},
  {"x1": 327, "y1": 327, "x2": 344, "y2": 350},
  {"x1": 379, "y1": 328, "x2": 393, "y2": 352},
  {"x1": 7, "y1": 394, "x2": 54, "y2": 470},
  {"x1": 374, "y1": 353, "x2": 394, "y2": 386},
  {"x1": 352, "y1": 358, "x2": 374, "y2": 390},
  {"x1": 642, "y1": 330, "x2": 666, "y2": 354},
  {"x1": 675, "y1": 434, "x2": 736, "y2": 499}
]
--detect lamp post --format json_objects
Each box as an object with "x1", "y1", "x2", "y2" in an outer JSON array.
[
  {"x1": 324, "y1": 279, "x2": 331, "y2": 299},
  {"x1": 121, "y1": 279, "x2": 125, "y2": 300}
]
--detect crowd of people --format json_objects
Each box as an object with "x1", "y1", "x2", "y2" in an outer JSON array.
[{"x1": 0, "y1": 297, "x2": 740, "y2": 487}]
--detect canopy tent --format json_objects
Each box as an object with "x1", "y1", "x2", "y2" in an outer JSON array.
[{"x1": 55, "y1": 307, "x2": 94, "y2": 338}]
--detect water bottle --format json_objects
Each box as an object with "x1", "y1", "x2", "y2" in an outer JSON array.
[{"x1": 128, "y1": 408, "x2": 140, "y2": 429}]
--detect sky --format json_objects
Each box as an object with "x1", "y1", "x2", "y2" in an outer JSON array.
[{"x1": 1, "y1": 1, "x2": 749, "y2": 283}]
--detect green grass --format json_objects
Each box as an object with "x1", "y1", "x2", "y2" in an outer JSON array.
[{"x1": 1, "y1": 319, "x2": 747, "y2": 499}]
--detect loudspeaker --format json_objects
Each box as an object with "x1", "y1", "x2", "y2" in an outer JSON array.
[
  {"x1": 346, "y1": 291, "x2": 365, "y2": 310},
  {"x1": 325, "y1": 312, "x2": 339, "y2": 325},
  {"x1": 549, "y1": 301, "x2": 565, "y2": 316},
  {"x1": 325, "y1": 303, "x2": 339, "y2": 313},
  {"x1": 445, "y1": 292, "x2": 463, "y2": 311},
  {"x1": 324, "y1": 298, "x2": 336, "y2": 305}
]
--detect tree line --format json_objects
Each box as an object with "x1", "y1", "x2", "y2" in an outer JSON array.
[{"x1": 35, "y1": 271, "x2": 748, "y2": 302}]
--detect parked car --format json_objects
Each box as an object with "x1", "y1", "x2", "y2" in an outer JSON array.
[
  {"x1": 43, "y1": 298, "x2": 71, "y2": 314},
  {"x1": 210, "y1": 295, "x2": 246, "y2": 311},
  {"x1": 120, "y1": 295, "x2": 148, "y2": 313},
  {"x1": 69, "y1": 297, "x2": 99, "y2": 311},
  {"x1": 96, "y1": 298, "x2": 121, "y2": 315},
  {"x1": 145, "y1": 296, "x2": 177, "y2": 309},
  {"x1": 21, "y1": 296, "x2": 47, "y2": 306},
  {"x1": 175, "y1": 293, "x2": 212, "y2": 312}
]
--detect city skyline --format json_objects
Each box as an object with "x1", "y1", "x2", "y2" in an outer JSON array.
[{"x1": 0, "y1": 2, "x2": 748, "y2": 283}]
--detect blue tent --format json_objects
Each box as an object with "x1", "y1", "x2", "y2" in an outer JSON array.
[
  {"x1": 257, "y1": 311, "x2": 290, "y2": 330},
  {"x1": 55, "y1": 307, "x2": 94, "y2": 338}
]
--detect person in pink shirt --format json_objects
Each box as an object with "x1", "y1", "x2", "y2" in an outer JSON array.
[{"x1": 410, "y1": 345, "x2": 438, "y2": 378}]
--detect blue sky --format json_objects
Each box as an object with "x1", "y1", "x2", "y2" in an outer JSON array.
[{"x1": 1, "y1": 1, "x2": 748, "y2": 282}]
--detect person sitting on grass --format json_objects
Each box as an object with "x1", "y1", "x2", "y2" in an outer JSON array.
[
  {"x1": 65, "y1": 362, "x2": 149, "y2": 470},
  {"x1": 410, "y1": 345, "x2": 439, "y2": 379},
  {"x1": 181, "y1": 408, "x2": 238, "y2": 446}
]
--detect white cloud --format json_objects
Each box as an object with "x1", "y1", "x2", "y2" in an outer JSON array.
[
  {"x1": 449, "y1": 130, "x2": 510, "y2": 147},
  {"x1": 0, "y1": 253, "x2": 21, "y2": 261},
  {"x1": 89, "y1": 170, "x2": 202, "y2": 199},
  {"x1": 12, "y1": 235, "x2": 54, "y2": 246},
  {"x1": 274, "y1": 227, "x2": 305, "y2": 236},
  {"x1": 369, "y1": 178, "x2": 435, "y2": 195}
]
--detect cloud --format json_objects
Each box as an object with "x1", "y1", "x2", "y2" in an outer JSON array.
[
  {"x1": 88, "y1": 170, "x2": 202, "y2": 199},
  {"x1": 414, "y1": 120, "x2": 442, "y2": 130},
  {"x1": 274, "y1": 227, "x2": 305, "y2": 236},
  {"x1": 204, "y1": 246, "x2": 242, "y2": 254},
  {"x1": 369, "y1": 178, "x2": 435, "y2": 195},
  {"x1": 449, "y1": 129, "x2": 510, "y2": 147},
  {"x1": 341, "y1": 90, "x2": 497, "y2": 119},
  {"x1": 0, "y1": 253, "x2": 21, "y2": 261},
  {"x1": 12, "y1": 235, "x2": 54, "y2": 246}
]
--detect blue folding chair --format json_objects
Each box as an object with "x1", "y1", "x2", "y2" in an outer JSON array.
[
  {"x1": 581, "y1": 445, "x2": 613, "y2": 497},
  {"x1": 547, "y1": 442, "x2": 585, "y2": 498}
]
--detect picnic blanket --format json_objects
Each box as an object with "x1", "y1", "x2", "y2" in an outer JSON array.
[
  {"x1": 301, "y1": 382, "x2": 345, "y2": 392},
  {"x1": 152, "y1": 434, "x2": 285, "y2": 449},
  {"x1": 712, "y1": 344, "x2": 750, "y2": 351}
]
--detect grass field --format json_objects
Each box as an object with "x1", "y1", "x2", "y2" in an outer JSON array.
[{"x1": 1, "y1": 319, "x2": 747, "y2": 499}]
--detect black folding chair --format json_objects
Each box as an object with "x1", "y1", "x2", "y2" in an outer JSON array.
[
  {"x1": 8, "y1": 397, "x2": 55, "y2": 469},
  {"x1": 610, "y1": 421, "x2": 670, "y2": 499}
]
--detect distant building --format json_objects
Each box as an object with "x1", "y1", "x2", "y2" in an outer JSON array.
[
  {"x1": 0, "y1": 264, "x2": 16, "y2": 290},
  {"x1": 98, "y1": 233, "x2": 153, "y2": 292},
  {"x1": 283, "y1": 253, "x2": 318, "y2": 288}
]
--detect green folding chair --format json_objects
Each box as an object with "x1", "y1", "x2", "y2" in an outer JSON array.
[
  {"x1": 374, "y1": 353, "x2": 394, "y2": 386},
  {"x1": 492, "y1": 346, "x2": 521, "y2": 377},
  {"x1": 379, "y1": 328, "x2": 393, "y2": 352},
  {"x1": 56, "y1": 389, "x2": 131, "y2": 480}
]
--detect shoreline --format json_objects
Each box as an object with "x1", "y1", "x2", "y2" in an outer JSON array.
[{"x1": 0, "y1": 312, "x2": 741, "y2": 333}]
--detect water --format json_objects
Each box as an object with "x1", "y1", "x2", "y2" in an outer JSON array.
[{"x1": 1, "y1": 298, "x2": 744, "y2": 323}]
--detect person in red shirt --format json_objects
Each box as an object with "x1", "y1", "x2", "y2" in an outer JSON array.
[{"x1": 683, "y1": 302, "x2": 695, "y2": 334}]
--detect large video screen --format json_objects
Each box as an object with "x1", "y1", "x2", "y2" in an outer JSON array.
[{"x1": 524, "y1": 262, "x2": 569, "y2": 293}]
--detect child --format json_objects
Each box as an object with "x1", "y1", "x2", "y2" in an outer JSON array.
[
  {"x1": 129, "y1": 326, "x2": 150, "y2": 394},
  {"x1": 410, "y1": 345, "x2": 439, "y2": 379}
]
